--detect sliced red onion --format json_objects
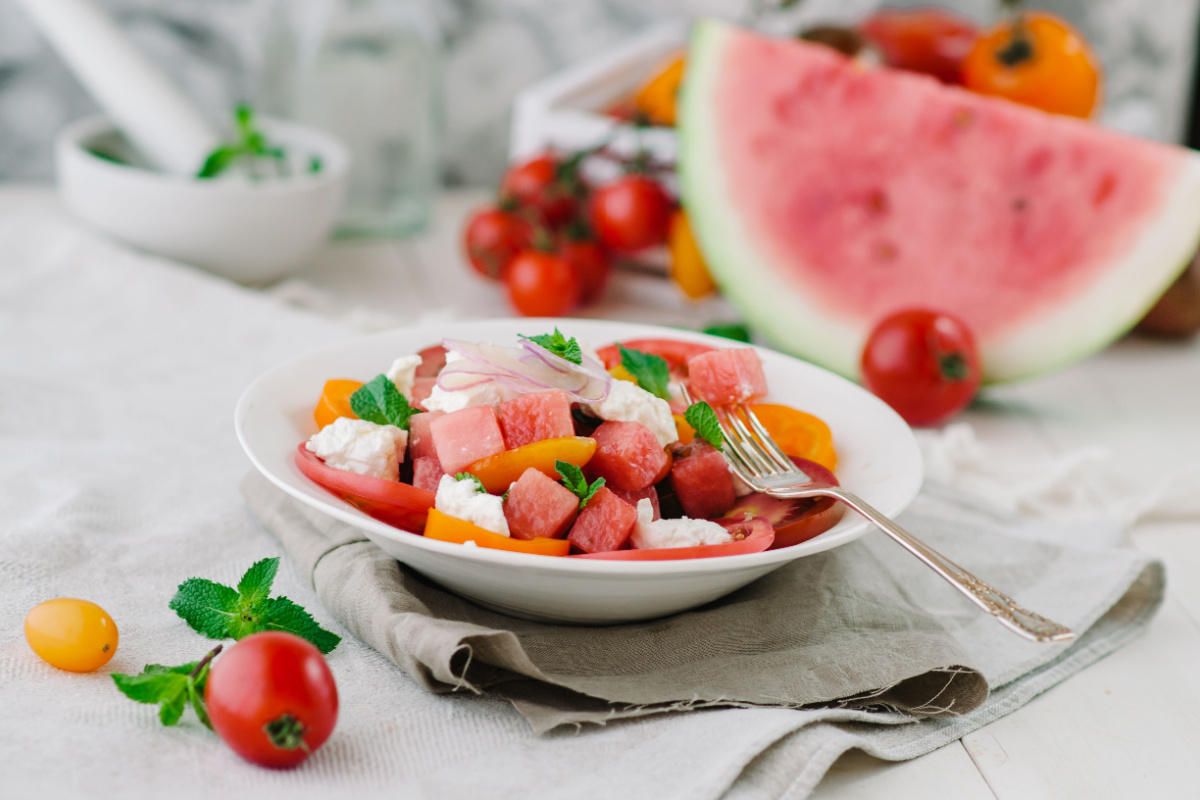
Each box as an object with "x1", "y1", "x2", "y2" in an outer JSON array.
[{"x1": 435, "y1": 337, "x2": 611, "y2": 403}]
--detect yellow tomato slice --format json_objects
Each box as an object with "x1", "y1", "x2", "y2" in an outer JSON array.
[
  {"x1": 424, "y1": 509, "x2": 570, "y2": 556},
  {"x1": 748, "y1": 404, "x2": 837, "y2": 472},
  {"x1": 673, "y1": 414, "x2": 695, "y2": 445},
  {"x1": 314, "y1": 379, "x2": 363, "y2": 430},
  {"x1": 668, "y1": 211, "x2": 717, "y2": 299},
  {"x1": 634, "y1": 54, "x2": 685, "y2": 126},
  {"x1": 463, "y1": 436, "x2": 596, "y2": 494}
]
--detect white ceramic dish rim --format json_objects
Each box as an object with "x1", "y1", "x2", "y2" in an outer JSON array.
[{"x1": 235, "y1": 318, "x2": 924, "y2": 578}]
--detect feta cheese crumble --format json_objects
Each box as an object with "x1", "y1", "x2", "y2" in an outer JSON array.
[
  {"x1": 588, "y1": 379, "x2": 678, "y2": 449},
  {"x1": 421, "y1": 350, "x2": 521, "y2": 414},
  {"x1": 305, "y1": 417, "x2": 408, "y2": 481},
  {"x1": 385, "y1": 354, "x2": 422, "y2": 399},
  {"x1": 435, "y1": 474, "x2": 510, "y2": 537},
  {"x1": 631, "y1": 499, "x2": 732, "y2": 550}
]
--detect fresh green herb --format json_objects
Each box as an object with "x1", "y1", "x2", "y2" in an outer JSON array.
[
  {"x1": 703, "y1": 323, "x2": 752, "y2": 343},
  {"x1": 556, "y1": 460, "x2": 605, "y2": 510},
  {"x1": 521, "y1": 329, "x2": 583, "y2": 365},
  {"x1": 350, "y1": 374, "x2": 416, "y2": 430},
  {"x1": 684, "y1": 401, "x2": 724, "y2": 451},
  {"x1": 619, "y1": 345, "x2": 671, "y2": 401},
  {"x1": 111, "y1": 645, "x2": 221, "y2": 728},
  {"x1": 197, "y1": 105, "x2": 291, "y2": 180},
  {"x1": 455, "y1": 473, "x2": 486, "y2": 493},
  {"x1": 168, "y1": 557, "x2": 340, "y2": 654}
]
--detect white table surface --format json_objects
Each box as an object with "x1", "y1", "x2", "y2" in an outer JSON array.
[{"x1": 5, "y1": 184, "x2": 1200, "y2": 798}]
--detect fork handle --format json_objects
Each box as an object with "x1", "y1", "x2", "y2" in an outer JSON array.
[{"x1": 823, "y1": 488, "x2": 1075, "y2": 643}]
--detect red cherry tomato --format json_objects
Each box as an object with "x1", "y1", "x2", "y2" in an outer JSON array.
[
  {"x1": 504, "y1": 249, "x2": 583, "y2": 317},
  {"x1": 859, "y1": 7, "x2": 980, "y2": 84},
  {"x1": 500, "y1": 155, "x2": 580, "y2": 226},
  {"x1": 574, "y1": 516, "x2": 774, "y2": 560},
  {"x1": 860, "y1": 309, "x2": 982, "y2": 427},
  {"x1": 462, "y1": 207, "x2": 532, "y2": 280},
  {"x1": 559, "y1": 237, "x2": 611, "y2": 304},
  {"x1": 295, "y1": 444, "x2": 434, "y2": 532},
  {"x1": 589, "y1": 175, "x2": 673, "y2": 253},
  {"x1": 724, "y1": 458, "x2": 845, "y2": 549},
  {"x1": 205, "y1": 632, "x2": 338, "y2": 769}
]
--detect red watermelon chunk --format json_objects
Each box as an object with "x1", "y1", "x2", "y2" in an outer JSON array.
[
  {"x1": 687, "y1": 348, "x2": 767, "y2": 405},
  {"x1": 430, "y1": 405, "x2": 506, "y2": 475},
  {"x1": 496, "y1": 390, "x2": 574, "y2": 450},
  {"x1": 416, "y1": 344, "x2": 447, "y2": 378},
  {"x1": 670, "y1": 440, "x2": 736, "y2": 519},
  {"x1": 567, "y1": 486, "x2": 638, "y2": 553},
  {"x1": 504, "y1": 468, "x2": 579, "y2": 540},
  {"x1": 408, "y1": 411, "x2": 444, "y2": 462},
  {"x1": 589, "y1": 420, "x2": 670, "y2": 491},
  {"x1": 411, "y1": 456, "x2": 446, "y2": 493},
  {"x1": 612, "y1": 485, "x2": 660, "y2": 520},
  {"x1": 412, "y1": 377, "x2": 436, "y2": 411}
]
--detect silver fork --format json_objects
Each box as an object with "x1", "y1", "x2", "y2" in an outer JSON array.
[{"x1": 682, "y1": 387, "x2": 1074, "y2": 644}]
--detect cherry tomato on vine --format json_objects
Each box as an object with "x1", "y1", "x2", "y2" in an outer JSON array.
[
  {"x1": 24, "y1": 598, "x2": 118, "y2": 672},
  {"x1": 462, "y1": 207, "x2": 532, "y2": 280},
  {"x1": 860, "y1": 309, "x2": 982, "y2": 427},
  {"x1": 589, "y1": 175, "x2": 673, "y2": 253},
  {"x1": 205, "y1": 632, "x2": 338, "y2": 769},
  {"x1": 559, "y1": 236, "x2": 611, "y2": 304},
  {"x1": 858, "y1": 7, "x2": 980, "y2": 84},
  {"x1": 504, "y1": 250, "x2": 582, "y2": 317},
  {"x1": 500, "y1": 154, "x2": 581, "y2": 226},
  {"x1": 961, "y1": 11, "x2": 1101, "y2": 119}
]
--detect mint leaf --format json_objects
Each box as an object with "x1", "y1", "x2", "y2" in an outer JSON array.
[
  {"x1": 351, "y1": 374, "x2": 415, "y2": 430},
  {"x1": 237, "y1": 557, "x2": 279, "y2": 609},
  {"x1": 521, "y1": 329, "x2": 583, "y2": 365},
  {"x1": 454, "y1": 473, "x2": 486, "y2": 493},
  {"x1": 261, "y1": 596, "x2": 341, "y2": 654},
  {"x1": 684, "y1": 401, "x2": 724, "y2": 451},
  {"x1": 619, "y1": 345, "x2": 671, "y2": 401},
  {"x1": 113, "y1": 647, "x2": 220, "y2": 729},
  {"x1": 556, "y1": 459, "x2": 605, "y2": 510},
  {"x1": 703, "y1": 323, "x2": 751, "y2": 343},
  {"x1": 169, "y1": 578, "x2": 239, "y2": 640}
]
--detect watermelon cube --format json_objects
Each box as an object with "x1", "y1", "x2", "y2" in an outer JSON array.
[
  {"x1": 416, "y1": 344, "x2": 447, "y2": 377},
  {"x1": 503, "y1": 468, "x2": 579, "y2": 540},
  {"x1": 687, "y1": 348, "x2": 767, "y2": 405},
  {"x1": 567, "y1": 487, "x2": 638, "y2": 553},
  {"x1": 670, "y1": 440, "x2": 736, "y2": 519},
  {"x1": 411, "y1": 456, "x2": 446, "y2": 493},
  {"x1": 496, "y1": 390, "x2": 574, "y2": 450},
  {"x1": 430, "y1": 405, "x2": 506, "y2": 474},
  {"x1": 589, "y1": 421, "x2": 670, "y2": 491},
  {"x1": 408, "y1": 411, "x2": 444, "y2": 461},
  {"x1": 612, "y1": 485, "x2": 660, "y2": 520},
  {"x1": 412, "y1": 377, "x2": 437, "y2": 411}
]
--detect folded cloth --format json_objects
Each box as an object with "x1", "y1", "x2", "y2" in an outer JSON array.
[{"x1": 242, "y1": 472, "x2": 1163, "y2": 739}]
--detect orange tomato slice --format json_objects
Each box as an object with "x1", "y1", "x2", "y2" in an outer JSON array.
[
  {"x1": 668, "y1": 211, "x2": 717, "y2": 299},
  {"x1": 673, "y1": 414, "x2": 695, "y2": 445},
  {"x1": 463, "y1": 436, "x2": 596, "y2": 494},
  {"x1": 423, "y1": 509, "x2": 570, "y2": 556},
  {"x1": 314, "y1": 379, "x2": 363, "y2": 430},
  {"x1": 748, "y1": 404, "x2": 837, "y2": 472},
  {"x1": 634, "y1": 54, "x2": 685, "y2": 126}
]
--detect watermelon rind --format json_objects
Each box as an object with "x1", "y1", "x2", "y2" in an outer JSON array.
[{"x1": 679, "y1": 18, "x2": 1200, "y2": 384}]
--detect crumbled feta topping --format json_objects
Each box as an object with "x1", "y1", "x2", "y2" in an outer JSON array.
[
  {"x1": 435, "y1": 474, "x2": 510, "y2": 537},
  {"x1": 306, "y1": 417, "x2": 408, "y2": 480},
  {"x1": 588, "y1": 379, "x2": 678, "y2": 449},
  {"x1": 385, "y1": 354, "x2": 422, "y2": 399},
  {"x1": 631, "y1": 499, "x2": 732, "y2": 550},
  {"x1": 422, "y1": 352, "x2": 521, "y2": 413}
]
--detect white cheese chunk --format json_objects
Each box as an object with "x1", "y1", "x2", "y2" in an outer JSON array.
[
  {"x1": 305, "y1": 417, "x2": 408, "y2": 481},
  {"x1": 434, "y1": 474, "x2": 510, "y2": 537},
  {"x1": 588, "y1": 379, "x2": 678, "y2": 449},
  {"x1": 422, "y1": 352, "x2": 521, "y2": 413},
  {"x1": 631, "y1": 499, "x2": 732, "y2": 550},
  {"x1": 385, "y1": 354, "x2": 423, "y2": 400}
]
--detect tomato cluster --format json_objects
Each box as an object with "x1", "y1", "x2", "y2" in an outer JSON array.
[{"x1": 463, "y1": 152, "x2": 675, "y2": 316}]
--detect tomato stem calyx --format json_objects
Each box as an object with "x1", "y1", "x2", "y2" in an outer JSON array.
[
  {"x1": 938, "y1": 351, "x2": 972, "y2": 382},
  {"x1": 264, "y1": 713, "x2": 311, "y2": 753}
]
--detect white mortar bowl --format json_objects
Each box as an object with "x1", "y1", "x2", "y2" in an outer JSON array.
[{"x1": 56, "y1": 115, "x2": 350, "y2": 285}]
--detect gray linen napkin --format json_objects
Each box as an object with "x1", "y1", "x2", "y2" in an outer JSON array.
[{"x1": 241, "y1": 473, "x2": 1163, "y2": 736}]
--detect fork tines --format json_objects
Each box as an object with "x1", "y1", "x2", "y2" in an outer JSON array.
[{"x1": 679, "y1": 385, "x2": 807, "y2": 486}]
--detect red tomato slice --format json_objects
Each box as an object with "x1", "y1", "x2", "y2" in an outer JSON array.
[
  {"x1": 573, "y1": 516, "x2": 773, "y2": 560},
  {"x1": 294, "y1": 444, "x2": 434, "y2": 532},
  {"x1": 723, "y1": 457, "x2": 845, "y2": 549},
  {"x1": 595, "y1": 338, "x2": 716, "y2": 374}
]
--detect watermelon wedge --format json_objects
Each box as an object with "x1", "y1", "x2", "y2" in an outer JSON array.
[{"x1": 679, "y1": 20, "x2": 1200, "y2": 383}]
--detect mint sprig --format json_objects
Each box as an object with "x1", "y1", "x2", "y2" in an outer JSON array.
[
  {"x1": 556, "y1": 460, "x2": 605, "y2": 510},
  {"x1": 455, "y1": 472, "x2": 486, "y2": 493},
  {"x1": 169, "y1": 557, "x2": 340, "y2": 654},
  {"x1": 111, "y1": 645, "x2": 221, "y2": 728},
  {"x1": 198, "y1": 105, "x2": 292, "y2": 180},
  {"x1": 703, "y1": 322, "x2": 751, "y2": 343},
  {"x1": 684, "y1": 401, "x2": 724, "y2": 452},
  {"x1": 619, "y1": 345, "x2": 671, "y2": 401},
  {"x1": 521, "y1": 329, "x2": 583, "y2": 365},
  {"x1": 351, "y1": 374, "x2": 416, "y2": 430}
]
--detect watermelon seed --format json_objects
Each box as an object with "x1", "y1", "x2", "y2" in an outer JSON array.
[{"x1": 1012, "y1": 198, "x2": 1027, "y2": 211}]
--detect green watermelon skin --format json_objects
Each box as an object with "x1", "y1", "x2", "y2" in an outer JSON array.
[{"x1": 679, "y1": 20, "x2": 1200, "y2": 384}]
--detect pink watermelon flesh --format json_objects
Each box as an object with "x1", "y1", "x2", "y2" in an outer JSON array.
[
  {"x1": 496, "y1": 390, "x2": 574, "y2": 450},
  {"x1": 504, "y1": 468, "x2": 579, "y2": 540},
  {"x1": 429, "y1": 405, "x2": 506, "y2": 475},
  {"x1": 411, "y1": 456, "x2": 446, "y2": 493},
  {"x1": 408, "y1": 411, "x2": 444, "y2": 462},
  {"x1": 612, "y1": 485, "x2": 660, "y2": 520},
  {"x1": 669, "y1": 440, "x2": 736, "y2": 519},
  {"x1": 588, "y1": 420, "x2": 670, "y2": 491},
  {"x1": 686, "y1": 348, "x2": 767, "y2": 405},
  {"x1": 681, "y1": 21, "x2": 1200, "y2": 383},
  {"x1": 411, "y1": 378, "x2": 436, "y2": 411},
  {"x1": 567, "y1": 486, "x2": 638, "y2": 553}
]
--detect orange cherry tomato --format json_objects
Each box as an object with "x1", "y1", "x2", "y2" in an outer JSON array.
[
  {"x1": 748, "y1": 404, "x2": 837, "y2": 472},
  {"x1": 961, "y1": 12, "x2": 1101, "y2": 119},
  {"x1": 634, "y1": 55, "x2": 685, "y2": 126},
  {"x1": 313, "y1": 379, "x2": 362, "y2": 430},
  {"x1": 463, "y1": 436, "x2": 596, "y2": 494},
  {"x1": 424, "y1": 509, "x2": 571, "y2": 556},
  {"x1": 25, "y1": 598, "x2": 118, "y2": 672},
  {"x1": 668, "y1": 211, "x2": 717, "y2": 300},
  {"x1": 673, "y1": 414, "x2": 695, "y2": 445}
]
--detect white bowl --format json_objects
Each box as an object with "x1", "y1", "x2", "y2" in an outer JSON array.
[
  {"x1": 56, "y1": 115, "x2": 349, "y2": 285},
  {"x1": 235, "y1": 319, "x2": 923, "y2": 624}
]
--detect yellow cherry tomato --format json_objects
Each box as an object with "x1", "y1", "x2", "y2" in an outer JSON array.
[
  {"x1": 463, "y1": 436, "x2": 597, "y2": 494},
  {"x1": 749, "y1": 404, "x2": 838, "y2": 472},
  {"x1": 314, "y1": 379, "x2": 363, "y2": 430},
  {"x1": 634, "y1": 55, "x2": 685, "y2": 126},
  {"x1": 424, "y1": 509, "x2": 571, "y2": 556},
  {"x1": 25, "y1": 598, "x2": 119, "y2": 672},
  {"x1": 668, "y1": 211, "x2": 717, "y2": 299}
]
